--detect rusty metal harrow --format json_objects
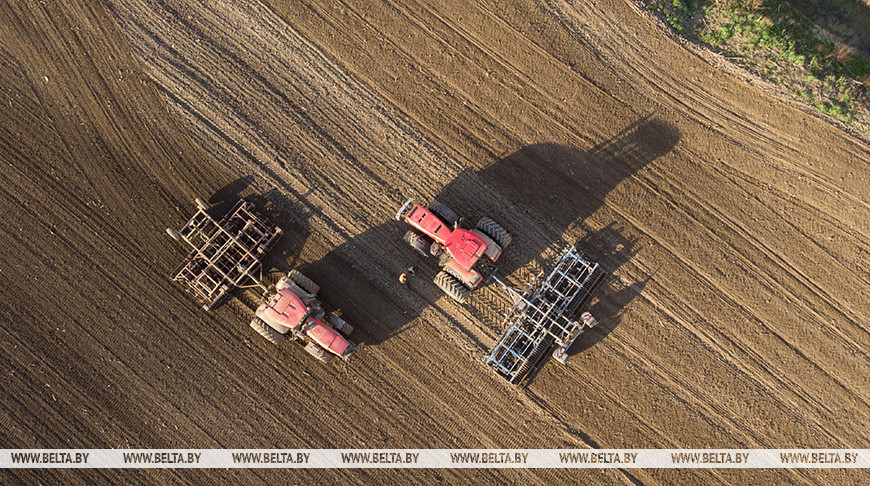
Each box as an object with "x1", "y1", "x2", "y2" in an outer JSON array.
[{"x1": 167, "y1": 199, "x2": 282, "y2": 310}]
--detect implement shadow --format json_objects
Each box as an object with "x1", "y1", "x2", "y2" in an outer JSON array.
[
  {"x1": 567, "y1": 225, "x2": 647, "y2": 358},
  {"x1": 511, "y1": 222, "x2": 642, "y2": 386},
  {"x1": 470, "y1": 117, "x2": 678, "y2": 382},
  {"x1": 205, "y1": 176, "x2": 313, "y2": 285}
]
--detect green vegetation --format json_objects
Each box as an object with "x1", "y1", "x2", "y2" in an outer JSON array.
[
  {"x1": 647, "y1": 0, "x2": 870, "y2": 132},
  {"x1": 655, "y1": 0, "x2": 698, "y2": 33}
]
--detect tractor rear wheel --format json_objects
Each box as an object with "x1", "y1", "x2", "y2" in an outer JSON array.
[
  {"x1": 403, "y1": 231, "x2": 429, "y2": 256},
  {"x1": 476, "y1": 217, "x2": 512, "y2": 248},
  {"x1": 442, "y1": 263, "x2": 466, "y2": 283},
  {"x1": 304, "y1": 342, "x2": 335, "y2": 364},
  {"x1": 288, "y1": 269, "x2": 319, "y2": 295},
  {"x1": 250, "y1": 318, "x2": 285, "y2": 345},
  {"x1": 326, "y1": 313, "x2": 354, "y2": 336},
  {"x1": 434, "y1": 271, "x2": 469, "y2": 303},
  {"x1": 428, "y1": 201, "x2": 458, "y2": 226}
]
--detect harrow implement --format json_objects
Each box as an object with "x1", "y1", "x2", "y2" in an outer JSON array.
[
  {"x1": 167, "y1": 198, "x2": 281, "y2": 310},
  {"x1": 485, "y1": 245, "x2": 605, "y2": 384}
]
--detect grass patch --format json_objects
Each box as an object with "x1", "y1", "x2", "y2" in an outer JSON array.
[
  {"x1": 649, "y1": 0, "x2": 699, "y2": 33},
  {"x1": 645, "y1": 0, "x2": 870, "y2": 134}
]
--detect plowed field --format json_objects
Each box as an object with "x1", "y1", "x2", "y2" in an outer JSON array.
[{"x1": 1, "y1": 0, "x2": 868, "y2": 484}]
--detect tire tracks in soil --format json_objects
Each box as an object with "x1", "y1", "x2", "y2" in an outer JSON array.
[
  {"x1": 102, "y1": 0, "x2": 632, "y2": 482},
  {"x1": 4, "y1": 0, "x2": 869, "y2": 484}
]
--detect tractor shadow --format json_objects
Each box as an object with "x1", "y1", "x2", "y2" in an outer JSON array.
[
  {"x1": 336, "y1": 116, "x2": 680, "y2": 348},
  {"x1": 473, "y1": 115, "x2": 679, "y2": 280},
  {"x1": 277, "y1": 116, "x2": 679, "y2": 355}
]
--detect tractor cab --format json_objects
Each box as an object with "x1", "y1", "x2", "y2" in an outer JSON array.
[
  {"x1": 396, "y1": 197, "x2": 512, "y2": 303},
  {"x1": 443, "y1": 228, "x2": 488, "y2": 270},
  {"x1": 402, "y1": 203, "x2": 496, "y2": 270},
  {"x1": 256, "y1": 285, "x2": 355, "y2": 359},
  {"x1": 256, "y1": 287, "x2": 311, "y2": 334}
]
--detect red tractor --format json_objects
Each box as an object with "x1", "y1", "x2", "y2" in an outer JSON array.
[
  {"x1": 395, "y1": 198, "x2": 512, "y2": 303},
  {"x1": 250, "y1": 269, "x2": 355, "y2": 364},
  {"x1": 167, "y1": 198, "x2": 355, "y2": 365}
]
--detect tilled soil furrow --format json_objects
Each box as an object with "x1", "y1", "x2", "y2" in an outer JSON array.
[
  {"x1": 552, "y1": 0, "x2": 870, "y2": 210},
  {"x1": 634, "y1": 164, "x2": 870, "y2": 361},
  {"x1": 589, "y1": 160, "x2": 870, "y2": 405},
  {"x1": 4, "y1": 0, "x2": 870, "y2": 484},
  {"x1": 598, "y1": 206, "x2": 868, "y2": 445},
  {"x1": 703, "y1": 157, "x2": 870, "y2": 289}
]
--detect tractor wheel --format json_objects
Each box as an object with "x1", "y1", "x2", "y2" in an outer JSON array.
[
  {"x1": 195, "y1": 197, "x2": 209, "y2": 211},
  {"x1": 428, "y1": 200, "x2": 458, "y2": 226},
  {"x1": 250, "y1": 318, "x2": 285, "y2": 345},
  {"x1": 166, "y1": 228, "x2": 181, "y2": 241},
  {"x1": 403, "y1": 231, "x2": 429, "y2": 257},
  {"x1": 304, "y1": 342, "x2": 335, "y2": 364},
  {"x1": 326, "y1": 314, "x2": 354, "y2": 336},
  {"x1": 288, "y1": 269, "x2": 319, "y2": 295},
  {"x1": 434, "y1": 271, "x2": 469, "y2": 304},
  {"x1": 476, "y1": 217, "x2": 512, "y2": 248},
  {"x1": 442, "y1": 263, "x2": 466, "y2": 283}
]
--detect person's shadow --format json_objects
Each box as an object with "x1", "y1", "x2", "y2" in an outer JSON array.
[{"x1": 296, "y1": 116, "x2": 680, "y2": 357}]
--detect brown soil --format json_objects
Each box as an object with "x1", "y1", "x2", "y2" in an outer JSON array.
[{"x1": 1, "y1": 0, "x2": 868, "y2": 484}]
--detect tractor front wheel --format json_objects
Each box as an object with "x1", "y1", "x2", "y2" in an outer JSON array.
[{"x1": 304, "y1": 342, "x2": 335, "y2": 364}]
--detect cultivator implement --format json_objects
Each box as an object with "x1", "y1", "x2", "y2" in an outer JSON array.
[
  {"x1": 485, "y1": 245, "x2": 605, "y2": 384},
  {"x1": 167, "y1": 199, "x2": 282, "y2": 310}
]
